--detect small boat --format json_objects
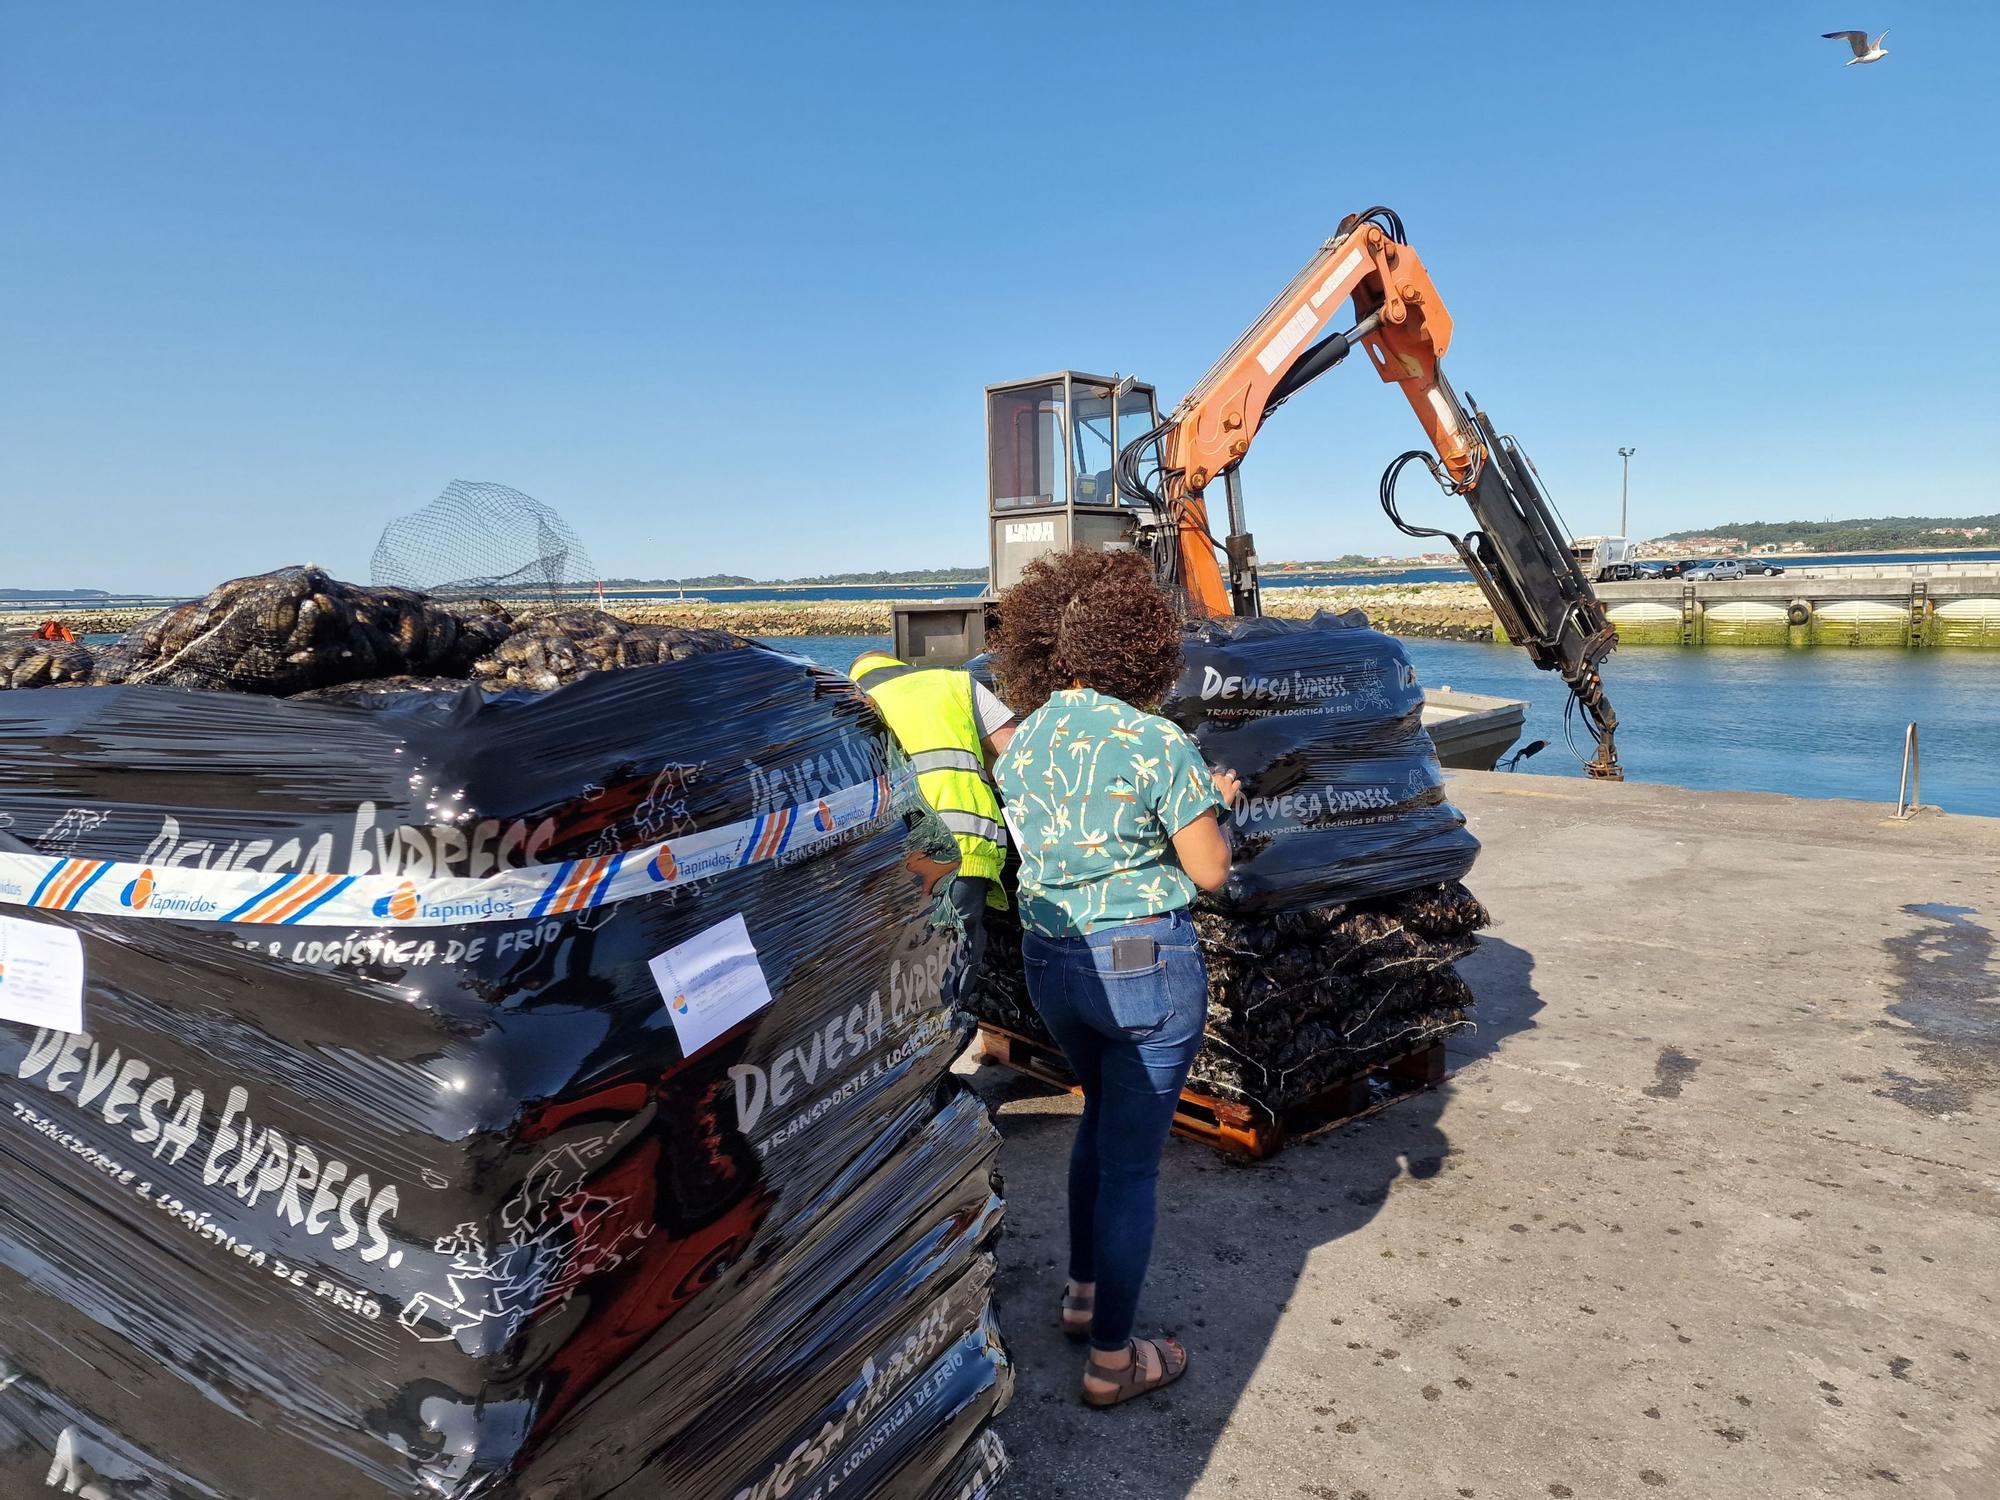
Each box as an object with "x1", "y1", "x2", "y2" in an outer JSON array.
[{"x1": 1421, "y1": 689, "x2": 1527, "y2": 770}]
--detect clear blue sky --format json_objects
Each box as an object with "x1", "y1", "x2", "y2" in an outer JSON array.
[{"x1": 4, "y1": 2, "x2": 1994, "y2": 592}]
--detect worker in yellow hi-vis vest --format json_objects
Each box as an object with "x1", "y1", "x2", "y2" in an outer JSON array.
[{"x1": 850, "y1": 650, "x2": 1016, "y2": 1002}]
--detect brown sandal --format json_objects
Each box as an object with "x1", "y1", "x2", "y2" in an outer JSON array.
[
  {"x1": 1059, "y1": 1287, "x2": 1094, "y2": 1341},
  {"x1": 1081, "y1": 1335, "x2": 1189, "y2": 1408}
]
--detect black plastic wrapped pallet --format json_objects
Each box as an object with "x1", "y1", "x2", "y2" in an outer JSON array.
[
  {"x1": 1163, "y1": 612, "x2": 1479, "y2": 913},
  {"x1": 0, "y1": 646, "x2": 1011, "y2": 1499},
  {"x1": 969, "y1": 612, "x2": 1487, "y2": 1119}
]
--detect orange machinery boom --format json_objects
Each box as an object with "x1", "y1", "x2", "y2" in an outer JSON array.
[
  {"x1": 1127, "y1": 208, "x2": 1622, "y2": 778},
  {"x1": 1150, "y1": 212, "x2": 1481, "y2": 616}
]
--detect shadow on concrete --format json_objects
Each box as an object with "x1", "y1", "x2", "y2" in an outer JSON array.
[
  {"x1": 972, "y1": 934, "x2": 1544, "y2": 1498},
  {"x1": 1448, "y1": 933, "x2": 1546, "y2": 1065}
]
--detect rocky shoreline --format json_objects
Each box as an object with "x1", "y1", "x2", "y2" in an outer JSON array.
[
  {"x1": 1260, "y1": 583, "x2": 1493, "y2": 641},
  {"x1": 1, "y1": 607, "x2": 156, "y2": 635},
  {"x1": 3, "y1": 582, "x2": 1496, "y2": 647}
]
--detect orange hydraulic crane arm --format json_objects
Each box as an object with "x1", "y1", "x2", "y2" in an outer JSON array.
[
  {"x1": 1142, "y1": 210, "x2": 1484, "y2": 615},
  {"x1": 1125, "y1": 207, "x2": 1623, "y2": 779},
  {"x1": 1167, "y1": 219, "x2": 1477, "y2": 493}
]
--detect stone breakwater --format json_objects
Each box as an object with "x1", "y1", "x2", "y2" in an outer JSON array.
[
  {"x1": 607, "y1": 601, "x2": 899, "y2": 636},
  {"x1": 0, "y1": 607, "x2": 158, "y2": 635},
  {"x1": 0, "y1": 600, "x2": 894, "y2": 640},
  {"x1": 3, "y1": 582, "x2": 1496, "y2": 646},
  {"x1": 1261, "y1": 583, "x2": 1492, "y2": 641}
]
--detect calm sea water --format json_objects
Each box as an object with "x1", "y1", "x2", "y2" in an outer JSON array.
[{"x1": 760, "y1": 634, "x2": 2000, "y2": 820}]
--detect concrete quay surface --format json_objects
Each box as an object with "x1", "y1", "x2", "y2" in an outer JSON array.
[{"x1": 965, "y1": 771, "x2": 1999, "y2": 1500}]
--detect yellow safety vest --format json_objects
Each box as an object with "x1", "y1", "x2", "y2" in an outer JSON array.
[{"x1": 853, "y1": 655, "x2": 1008, "y2": 899}]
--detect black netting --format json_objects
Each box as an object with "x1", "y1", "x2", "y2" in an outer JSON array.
[{"x1": 371, "y1": 480, "x2": 598, "y2": 602}]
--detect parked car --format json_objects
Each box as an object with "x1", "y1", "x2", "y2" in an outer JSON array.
[
  {"x1": 1684, "y1": 560, "x2": 1747, "y2": 581},
  {"x1": 1740, "y1": 560, "x2": 1787, "y2": 576},
  {"x1": 1634, "y1": 562, "x2": 1670, "y2": 580},
  {"x1": 1653, "y1": 559, "x2": 1701, "y2": 579}
]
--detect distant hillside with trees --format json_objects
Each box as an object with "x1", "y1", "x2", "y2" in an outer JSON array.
[
  {"x1": 1655, "y1": 515, "x2": 1999, "y2": 552},
  {"x1": 1283, "y1": 555, "x2": 1392, "y2": 570}
]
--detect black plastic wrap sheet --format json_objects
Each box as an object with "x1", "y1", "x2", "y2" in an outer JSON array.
[
  {"x1": 1164, "y1": 613, "x2": 1479, "y2": 913},
  {"x1": 0, "y1": 645, "x2": 1011, "y2": 1499}
]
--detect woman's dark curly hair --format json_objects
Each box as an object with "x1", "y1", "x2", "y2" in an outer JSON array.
[{"x1": 993, "y1": 547, "x2": 1184, "y2": 714}]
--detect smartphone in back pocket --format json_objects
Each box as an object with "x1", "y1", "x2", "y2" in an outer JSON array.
[{"x1": 1110, "y1": 934, "x2": 1158, "y2": 971}]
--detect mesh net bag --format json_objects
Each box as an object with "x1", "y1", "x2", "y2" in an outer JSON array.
[{"x1": 371, "y1": 480, "x2": 599, "y2": 603}]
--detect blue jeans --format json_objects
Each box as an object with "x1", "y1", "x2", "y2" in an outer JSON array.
[{"x1": 1022, "y1": 909, "x2": 1207, "y2": 1352}]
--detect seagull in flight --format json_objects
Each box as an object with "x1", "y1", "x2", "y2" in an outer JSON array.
[{"x1": 1823, "y1": 29, "x2": 1890, "y2": 64}]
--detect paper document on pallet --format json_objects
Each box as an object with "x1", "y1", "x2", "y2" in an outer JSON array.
[
  {"x1": 0, "y1": 914, "x2": 84, "y2": 1032},
  {"x1": 649, "y1": 911, "x2": 776, "y2": 1056}
]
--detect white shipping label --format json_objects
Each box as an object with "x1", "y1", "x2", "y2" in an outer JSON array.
[
  {"x1": 648, "y1": 912, "x2": 777, "y2": 1058},
  {"x1": 0, "y1": 914, "x2": 84, "y2": 1033}
]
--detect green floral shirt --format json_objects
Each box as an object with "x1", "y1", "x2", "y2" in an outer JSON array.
[{"x1": 995, "y1": 688, "x2": 1222, "y2": 939}]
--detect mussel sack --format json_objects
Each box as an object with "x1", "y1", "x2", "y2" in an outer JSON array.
[
  {"x1": 972, "y1": 880, "x2": 1489, "y2": 1113},
  {"x1": 0, "y1": 633, "x2": 95, "y2": 689},
  {"x1": 469, "y1": 609, "x2": 746, "y2": 692},
  {"x1": 94, "y1": 565, "x2": 516, "y2": 695}
]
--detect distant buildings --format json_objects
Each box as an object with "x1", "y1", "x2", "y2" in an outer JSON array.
[
  {"x1": 1622, "y1": 524, "x2": 1990, "y2": 561},
  {"x1": 1633, "y1": 535, "x2": 1745, "y2": 558}
]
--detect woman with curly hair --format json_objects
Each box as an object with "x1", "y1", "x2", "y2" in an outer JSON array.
[{"x1": 991, "y1": 546, "x2": 1239, "y2": 1409}]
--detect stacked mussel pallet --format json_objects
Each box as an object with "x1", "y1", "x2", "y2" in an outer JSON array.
[
  {"x1": 968, "y1": 613, "x2": 1491, "y2": 1161},
  {"x1": 0, "y1": 564, "x2": 1015, "y2": 1500}
]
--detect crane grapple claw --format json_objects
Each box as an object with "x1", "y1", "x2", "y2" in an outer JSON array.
[{"x1": 1381, "y1": 404, "x2": 1624, "y2": 779}]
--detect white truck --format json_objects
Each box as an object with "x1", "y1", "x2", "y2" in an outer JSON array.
[{"x1": 1570, "y1": 535, "x2": 1637, "y2": 582}]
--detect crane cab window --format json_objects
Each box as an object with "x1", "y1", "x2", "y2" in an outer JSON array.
[
  {"x1": 988, "y1": 374, "x2": 1161, "y2": 513},
  {"x1": 1070, "y1": 383, "x2": 1117, "y2": 507},
  {"x1": 989, "y1": 382, "x2": 1066, "y2": 511}
]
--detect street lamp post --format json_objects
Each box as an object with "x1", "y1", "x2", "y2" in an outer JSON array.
[{"x1": 1618, "y1": 447, "x2": 1636, "y2": 537}]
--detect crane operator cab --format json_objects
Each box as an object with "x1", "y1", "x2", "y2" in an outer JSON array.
[
  {"x1": 986, "y1": 371, "x2": 1160, "y2": 590},
  {"x1": 889, "y1": 371, "x2": 1163, "y2": 665}
]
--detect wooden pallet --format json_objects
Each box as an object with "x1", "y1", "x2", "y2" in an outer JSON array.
[{"x1": 976, "y1": 1022, "x2": 1451, "y2": 1162}]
